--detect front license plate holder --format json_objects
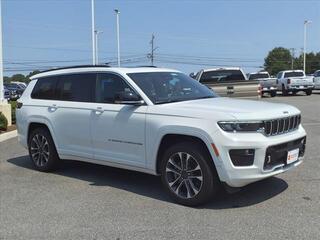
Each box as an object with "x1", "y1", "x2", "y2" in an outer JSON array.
[{"x1": 287, "y1": 148, "x2": 299, "y2": 164}]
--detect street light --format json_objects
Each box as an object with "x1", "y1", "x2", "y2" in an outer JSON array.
[
  {"x1": 114, "y1": 9, "x2": 120, "y2": 67},
  {"x1": 303, "y1": 20, "x2": 312, "y2": 73},
  {"x1": 91, "y1": 0, "x2": 96, "y2": 65},
  {"x1": 94, "y1": 30, "x2": 103, "y2": 64}
]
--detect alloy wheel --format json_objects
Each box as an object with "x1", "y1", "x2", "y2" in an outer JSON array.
[
  {"x1": 165, "y1": 152, "x2": 203, "y2": 199},
  {"x1": 30, "y1": 134, "x2": 50, "y2": 167}
]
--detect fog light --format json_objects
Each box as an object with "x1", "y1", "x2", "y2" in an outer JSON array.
[{"x1": 229, "y1": 149, "x2": 255, "y2": 166}]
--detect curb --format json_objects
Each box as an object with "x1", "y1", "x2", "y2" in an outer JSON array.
[{"x1": 0, "y1": 130, "x2": 18, "y2": 142}]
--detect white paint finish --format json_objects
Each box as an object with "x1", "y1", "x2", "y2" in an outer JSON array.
[
  {"x1": 17, "y1": 67, "x2": 307, "y2": 189},
  {"x1": 91, "y1": 103, "x2": 146, "y2": 167}
]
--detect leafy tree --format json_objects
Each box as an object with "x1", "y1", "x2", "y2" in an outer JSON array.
[
  {"x1": 264, "y1": 47, "x2": 292, "y2": 75},
  {"x1": 10, "y1": 74, "x2": 26, "y2": 82}
]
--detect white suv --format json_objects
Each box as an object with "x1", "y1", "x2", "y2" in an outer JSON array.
[{"x1": 16, "y1": 66, "x2": 307, "y2": 206}]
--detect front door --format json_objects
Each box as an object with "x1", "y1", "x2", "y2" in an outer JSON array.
[{"x1": 91, "y1": 73, "x2": 146, "y2": 168}]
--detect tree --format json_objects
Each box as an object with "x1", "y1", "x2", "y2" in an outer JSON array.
[
  {"x1": 10, "y1": 74, "x2": 27, "y2": 83},
  {"x1": 264, "y1": 47, "x2": 292, "y2": 75}
]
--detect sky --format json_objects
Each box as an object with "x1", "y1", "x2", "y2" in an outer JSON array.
[{"x1": 2, "y1": 0, "x2": 320, "y2": 76}]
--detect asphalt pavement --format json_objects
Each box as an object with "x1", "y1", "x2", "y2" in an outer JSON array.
[{"x1": 1, "y1": 92, "x2": 319, "y2": 240}]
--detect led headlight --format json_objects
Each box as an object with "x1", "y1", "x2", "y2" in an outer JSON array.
[{"x1": 218, "y1": 121, "x2": 264, "y2": 133}]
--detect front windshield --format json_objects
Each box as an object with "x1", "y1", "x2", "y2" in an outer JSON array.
[
  {"x1": 249, "y1": 73, "x2": 269, "y2": 80},
  {"x1": 127, "y1": 72, "x2": 218, "y2": 104}
]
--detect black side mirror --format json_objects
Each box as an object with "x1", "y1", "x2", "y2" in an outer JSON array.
[{"x1": 114, "y1": 91, "x2": 144, "y2": 105}]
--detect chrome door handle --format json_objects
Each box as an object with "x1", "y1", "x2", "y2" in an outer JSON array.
[
  {"x1": 94, "y1": 107, "x2": 103, "y2": 115},
  {"x1": 49, "y1": 104, "x2": 57, "y2": 112}
]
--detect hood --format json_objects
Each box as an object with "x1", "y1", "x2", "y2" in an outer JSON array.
[{"x1": 152, "y1": 97, "x2": 300, "y2": 121}]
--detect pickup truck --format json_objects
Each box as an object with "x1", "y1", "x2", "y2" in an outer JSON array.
[
  {"x1": 247, "y1": 71, "x2": 277, "y2": 97},
  {"x1": 313, "y1": 70, "x2": 320, "y2": 90},
  {"x1": 194, "y1": 67, "x2": 259, "y2": 98},
  {"x1": 276, "y1": 70, "x2": 314, "y2": 96}
]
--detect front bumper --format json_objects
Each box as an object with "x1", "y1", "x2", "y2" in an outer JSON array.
[{"x1": 211, "y1": 125, "x2": 306, "y2": 187}]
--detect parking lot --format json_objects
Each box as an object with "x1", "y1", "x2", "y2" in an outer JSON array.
[{"x1": 0, "y1": 92, "x2": 319, "y2": 240}]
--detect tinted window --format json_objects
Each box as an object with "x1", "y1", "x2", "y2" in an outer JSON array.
[
  {"x1": 96, "y1": 73, "x2": 134, "y2": 104},
  {"x1": 284, "y1": 72, "x2": 304, "y2": 78},
  {"x1": 55, "y1": 74, "x2": 95, "y2": 102},
  {"x1": 248, "y1": 73, "x2": 269, "y2": 80},
  {"x1": 31, "y1": 77, "x2": 58, "y2": 99},
  {"x1": 200, "y1": 70, "x2": 245, "y2": 83},
  {"x1": 128, "y1": 72, "x2": 218, "y2": 104}
]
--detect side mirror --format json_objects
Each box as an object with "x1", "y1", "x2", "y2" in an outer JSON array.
[{"x1": 114, "y1": 91, "x2": 145, "y2": 105}]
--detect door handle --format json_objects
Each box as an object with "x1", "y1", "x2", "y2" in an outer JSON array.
[
  {"x1": 49, "y1": 104, "x2": 57, "y2": 112},
  {"x1": 94, "y1": 107, "x2": 103, "y2": 115}
]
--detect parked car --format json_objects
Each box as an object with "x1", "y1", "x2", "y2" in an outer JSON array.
[
  {"x1": 247, "y1": 71, "x2": 277, "y2": 97},
  {"x1": 3, "y1": 86, "x2": 11, "y2": 100},
  {"x1": 276, "y1": 70, "x2": 314, "y2": 96},
  {"x1": 16, "y1": 65, "x2": 306, "y2": 206},
  {"x1": 194, "y1": 67, "x2": 260, "y2": 97},
  {"x1": 4, "y1": 83, "x2": 25, "y2": 99},
  {"x1": 313, "y1": 70, "x2": 320, "y2": 90},
  {"x1": 11, "y1": 81, "x2": 27, "y2": 89}
]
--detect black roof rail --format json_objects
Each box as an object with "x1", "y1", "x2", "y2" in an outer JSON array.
[{"x1": 38, "y1": 64, "x2": 111, "y2": 74}]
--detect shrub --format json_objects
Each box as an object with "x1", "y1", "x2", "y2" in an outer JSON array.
[
  {"x1": 0, "y1": 112, "x2": 8, "y2": 131},
  {"x1": 10, "y1": 101, "x2": 17, "y2": 124}
]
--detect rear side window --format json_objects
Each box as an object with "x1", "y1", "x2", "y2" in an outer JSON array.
[
  {"x1": 200, "y1": 70, "x2": 245, "y2": 83},
  {"x1": 31, "y1": 77, "x2": 58, "y2": 99},
  {"x1": 56, "y1": 74, "x2": 96, "y2": 102}
]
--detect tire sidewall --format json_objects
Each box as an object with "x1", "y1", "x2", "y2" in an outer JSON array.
[
  {"x1": 160, "y1": 142, "x2": 218, "y2": 206},
  {"x1": 28, "y1": 128, "x2": 59, "y2": 172}
]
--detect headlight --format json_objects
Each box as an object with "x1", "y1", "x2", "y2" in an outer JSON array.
[{"x1": 218, "y1": 121, "x2": 264, "y2": 133}]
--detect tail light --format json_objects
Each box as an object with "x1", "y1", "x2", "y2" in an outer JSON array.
[
  {"x1": 258, "y1": 84, "x2": 262, "y2": 97},
  {"x1": 287, "y1": 79, "x2": 291, "y2": 84}
]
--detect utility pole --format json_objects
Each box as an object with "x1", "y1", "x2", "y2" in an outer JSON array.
[
  {"x1": 303, "y1": 20, "x2": 312, "y2": 72},
  {"x1": 94, "y1": 30, "x2": 103, "y2": 64},
  {"x1": 114, "y1": 9, "x2": 120, "y2": 67},
  {"x1": 91, "y1": 0, "x2": 96, "y2": 65},
  {"x1": 149, "y1": 34, "x2": 158, "y2": 66},
  {"x1": 290, "y1": 48, "x2": 295, "y2": 70},
  {"x1": 0, "y1": 0, "x2": 3, "y2": 101}
]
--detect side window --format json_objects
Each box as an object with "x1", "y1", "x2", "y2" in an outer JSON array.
[
  {"x1": 96, "y1": 73, "x2": 135, "y2": 104},
  {"x1": 277, "y1": 72, "x2": 282, "y2": 79},
  {"x1": 31, "y1": 77, "x2": 58, "y2": 100},
  {"x1": 56, "y1": 73, "x2": 95, "y2": 102}
]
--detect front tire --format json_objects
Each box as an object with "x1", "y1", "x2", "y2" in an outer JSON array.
[
  {"x1": 28, "y1": 127, "x2": 60, "y2": 172},
  {"x1": 270, "y1": 91, "x2": 277, "y2": 97},
  {"x1": 305, "y1": 89, "x2": 312, "y2": 95},
  {"x1": 160, "y1": 142, "x2": 220, "y2": 206}
]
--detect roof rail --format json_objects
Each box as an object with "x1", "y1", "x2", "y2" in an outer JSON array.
[{"x1": 38, "y1": 64, "x2": 111, "y2": 74}]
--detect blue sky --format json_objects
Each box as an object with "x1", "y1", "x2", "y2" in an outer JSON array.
[{"x1": 2, "y1": 0, "x2": 320, "y2": 76}]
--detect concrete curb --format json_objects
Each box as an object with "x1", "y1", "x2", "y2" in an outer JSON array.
[{"x1": 0, "y1": 130, "x2": 18, "y2": 142}]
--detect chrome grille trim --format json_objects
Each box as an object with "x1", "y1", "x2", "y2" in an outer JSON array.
[{"x1": 264, "y1": 115, "x2": 301, "y2": 136}]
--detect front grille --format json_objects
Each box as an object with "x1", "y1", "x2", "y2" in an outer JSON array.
[
  {"x1": 264, "y1": 137, "x2": 306, "y2": 171},
  {"x1": 264, "y1": 115, "x2": 301, "y2": 136}
]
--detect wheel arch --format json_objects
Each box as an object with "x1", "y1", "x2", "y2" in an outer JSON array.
[{"x1": 155, "y1": 133, "x2": 218, "y2": 176}]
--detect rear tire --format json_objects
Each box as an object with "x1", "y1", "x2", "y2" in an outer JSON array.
[
  {"x1": 28, "y1": 127, "x2": 60, "y2": 172},
  {"x1": 305, "y1": 89, "x2": 312, "y2": 95},
  {"x1": 160, "y1": 141, "x2": 220, "y2": 206},
  {"x1": 270, "y1": 91, "x2": 276, "y2": 97},
  {"x1": 282, "y1": 85, "x2": 288, "y2": 96}
]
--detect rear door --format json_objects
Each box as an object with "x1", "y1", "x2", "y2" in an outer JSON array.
[
  {"x1": 91, "y1": 73, "x2": 146, "y2": 168},
  {"x1": 50, "y1": 73, "x2": 96, "y2": 159}
]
